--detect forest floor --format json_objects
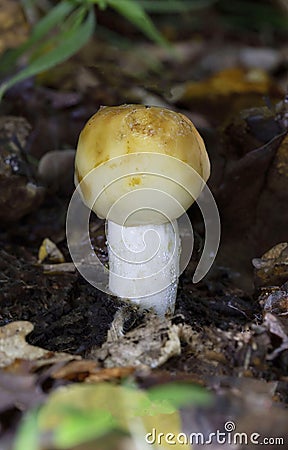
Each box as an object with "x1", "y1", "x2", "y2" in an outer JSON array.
[{"x1": 0, "y1": 3, "x2": 288, "y2": 449}]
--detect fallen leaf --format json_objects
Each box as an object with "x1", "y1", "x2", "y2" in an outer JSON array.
[
  {"x1": 38, "y1": 238, "x2": 65, "y2": 264},
  {"x1": 0, "y1": 321, "x2": 48, "y2": 368},
  {"x1": 0, "y1": 321, "x2": 75, "y2": 369},
  {"x1": 264, "y1": 312, "x2": 288, "y2": 341},
  {"x1": 93, "y1": 315, "x2": 181, "y2": 369},
  {"x1": 172, "y1": 68, "x2": 272, "y2": 102},
  {"x1": 214, "y1": 130, "x2": 287, "y2": 287},
  {"x1": 0, "y1": 371, "x2": 43, "y2": 413},
  {"x1": 217, "y1": 133, "x2": 285, "y2": 231},
  {"x1": 35, "y1": 382, "x2": 208, "y2": 449},
  {"x1": 52, "y1": 360, "x2": 135, "y2": 382},
  {"x1": 85, "y1": 367, "x2": 135, "y2": 383},
  {"x1": 263, "y1": 312, "x2": 288, "y2": 360}
]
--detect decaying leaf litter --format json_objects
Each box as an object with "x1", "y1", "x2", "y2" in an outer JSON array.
[{"x1": 0, "y1": 1, "x2": 288, "y2": 449}]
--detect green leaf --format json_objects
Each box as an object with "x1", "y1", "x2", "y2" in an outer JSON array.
[
  {"x1": 0, "y1": 1, "x2": 75, "y2": 73},
  {"x1": 61, "y1": 4, "x2": 89, "y2": 33},
  {"x1": 147, "y1": 383, "x2": 211, "y2": 409},
  {"x1": 54, "y1": 407, "x2": 116, "y2": 448},
  {"x1": 107, "y1": 0, "x2": 168, "y2": 46},
  {"x1": 0, "y1": 8, "x2": 95, "y2": 101},
  {"x1": 20, "y1": 0, "x2": 39, "y2": 21},
  {"x1": 13, "y1": 382, "x2": 204, "y2": 450},
  {"x1": 25, "y1": 1, "x2": 75, "y2": 43},
  {"x1": 13, "y1": 409, "x2": 39, "y2": 450}
]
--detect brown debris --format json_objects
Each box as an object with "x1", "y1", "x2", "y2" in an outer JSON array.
[
  {"x1": 51, "y1": 359, "x2": 135, "y2": 383},
  {"x1": 253, "y1": 242, "x2": 288, "y2": 287},
  {"x1": 92, "y1": 315, "x2": 182, "y2": 369}
]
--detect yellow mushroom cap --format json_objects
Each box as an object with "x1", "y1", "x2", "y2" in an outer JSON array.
[{"x1": 75, "y1": 104, "x2": 210, "y2": 226}]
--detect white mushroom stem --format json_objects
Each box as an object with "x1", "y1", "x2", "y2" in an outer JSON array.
[{"x1": 107, "y1": 220, "x2": 181, "y2": 316}]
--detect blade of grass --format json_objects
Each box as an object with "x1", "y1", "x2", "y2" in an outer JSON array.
[
  {"x1": 27, "y1": 4, "x2": 88, "y2": 63},
  {"x1": 28, "y1": 0, "x2": 74, "y2": 40},
  {"x1": 62, "y1": 4, "x2": 88, "y2": 32},
  {"x1": 107, "y1": 0, "x2": 169, "y2": 46},
  {"x1": 0, "y1": 7, "x2": 95, "y2": 101}
]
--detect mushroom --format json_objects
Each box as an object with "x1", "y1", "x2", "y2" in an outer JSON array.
[{"x1": 74, "y1": 105, "x2": 210, "y2": 316}]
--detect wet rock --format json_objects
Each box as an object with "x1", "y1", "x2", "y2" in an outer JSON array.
[{"x1": 37, "y1": 149, "x2": 75, "y2": 196}]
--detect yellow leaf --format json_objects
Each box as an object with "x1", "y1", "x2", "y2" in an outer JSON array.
[{"x1": 175, "y1": 68, "x2": 271, "y2": 100}]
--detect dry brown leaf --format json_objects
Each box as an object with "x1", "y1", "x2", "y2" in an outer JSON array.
[
  {"x1": 0, "y1": 321, "x2": 76, "y2": 369},
  {"x1": 0, "y1": 321, "x2": 48, "y2": 368},
  {"x1": 214, "y1": 129, "x2": 287, "y2": 288},
  {"x1": 93, "y1": 315, "x2": 181, "y2": 369},
  {"x1": 263, "y1": 312, "x2": 288, "y2": 360},
  {"x1": 0, "y1": 371, "x2": 44, "y2": 413},
  {"x1": 85, "y1": 367, "x2": 135, "y2": 382},
  {"x1": 52, "y1": 360, "x2": 100, "y2": 380},
  {"x1": 52, "y1": 360, "x2": 135, "y2": 382}
]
